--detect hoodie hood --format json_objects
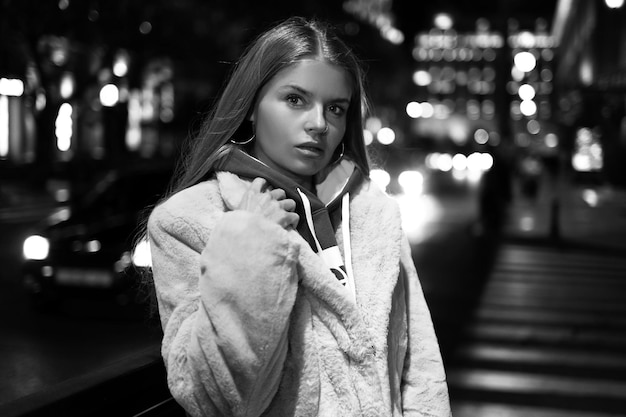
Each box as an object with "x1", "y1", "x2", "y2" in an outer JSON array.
[{"x1": 218, "y1": 148, "x2": 364, "y2": 300}]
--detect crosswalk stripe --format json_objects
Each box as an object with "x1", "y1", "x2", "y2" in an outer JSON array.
[
  {"x1": 481, "y1": 298, "x2": 626, "y2": 314},
  {"x1": 452, "y1": 401, "x2": 626, "y2": 417},
  {"x1": 474, "y1": 306, "x2": 626, "y2": 327},
  {"x1": 485, "y1": 281, "x2": 626, "y2": 296},
  {"x1": 448, "y1": 368, "x2": 626, "y2": 399},
  {"x1": 488, "y1": 273, "x2": 626, "y2": 284},
  {"x1": 454, "y1": 343, "x2": 626, "y2": 370},
  {"x1": 463, "y1": 322, "x2": 626, "y2": 349}
]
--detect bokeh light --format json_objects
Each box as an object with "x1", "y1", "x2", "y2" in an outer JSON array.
[{"x1": 514, "y1": 51, "x2": 537, "y2": 72}]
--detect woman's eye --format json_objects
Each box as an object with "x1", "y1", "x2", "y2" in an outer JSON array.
[
  {"x1": 286, "y1": 95, "x2": 303, "y2": 105},
  {"x1": 328, "y1": 104, "x2": 346, "y2": 116}
]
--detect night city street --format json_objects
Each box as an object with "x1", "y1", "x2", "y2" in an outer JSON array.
[
  {"x1": 2, "y1": 168, "x2": 626, "y2": 416},
  {"x1": 2, "y1": 0, "x2": 626, "y2": 416}
]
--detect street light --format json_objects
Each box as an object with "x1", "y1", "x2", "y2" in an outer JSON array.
[{"x1": 605, "y1": 0, "x2": 624, "y2": 8}]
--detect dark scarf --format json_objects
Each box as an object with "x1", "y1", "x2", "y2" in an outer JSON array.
[{"x1": 219, "y1": 148, "x2": 363, "y2": 285}]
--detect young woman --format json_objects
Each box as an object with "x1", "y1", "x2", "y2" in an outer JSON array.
[{"x1": 147, "y1": 17, "x2": 451, "y2": 417}]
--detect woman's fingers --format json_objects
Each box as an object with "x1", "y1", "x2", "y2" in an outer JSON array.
[
  {"x1": 269, "y1": 188, "x2": 286, "y2": 200},
  {"x1": 281, "y1": 212, "x2": 300, "y2": 229},
  {"x1": 279, "y1": 198, "x2": 296, "y2": 212},
  {"x1": 238, "y1": 180, "x2": 299, "y2": 229},
  {"x1": 250, "y1": 177, "x2": 268, "y2": 193},
  {"x1": 268, "y1": 187, "x2": 296, "y2": 212}
]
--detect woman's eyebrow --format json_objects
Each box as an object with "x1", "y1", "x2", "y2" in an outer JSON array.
[{"x1": 279, "y1": 84, "x2": 311, "y2": 96}]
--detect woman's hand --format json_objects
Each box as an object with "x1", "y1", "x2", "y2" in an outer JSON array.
[{"x1": 237, "y1": 178, "x2": 299, "y2": 229}]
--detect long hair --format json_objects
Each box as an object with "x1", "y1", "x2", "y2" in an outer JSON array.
[{"x1": 166, "y1": 16, "x2": 371, "y2": 199}]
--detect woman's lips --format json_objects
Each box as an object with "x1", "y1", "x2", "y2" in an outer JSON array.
[{"x1": 296, "y1": 144, "x2": 324, "y2": 157}]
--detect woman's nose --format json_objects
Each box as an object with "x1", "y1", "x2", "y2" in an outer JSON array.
[{"x1": 305, "y1": 105, "x2": 328, "y2": 133}]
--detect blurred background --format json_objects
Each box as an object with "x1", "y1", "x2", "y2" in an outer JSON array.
[{"x1": 2, "y1": 0, "x2": 626, "y2": 416}]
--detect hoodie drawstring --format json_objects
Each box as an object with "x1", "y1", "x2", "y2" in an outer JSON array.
[
  {"x1": 297, "y1": 188, "x2": 356, "y2": 303},
  {"x1": 341, "y1": 192, "x2": 356, "y2": 303}
]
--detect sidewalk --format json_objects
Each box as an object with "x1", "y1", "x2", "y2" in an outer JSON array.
[{"x1": 502, "y1": 173, "x2": 626, "y2": 254}]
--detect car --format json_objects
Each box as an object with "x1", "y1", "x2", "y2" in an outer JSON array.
[{"x1": 21, "y1": 164, "x2": 173, "y2": 312}]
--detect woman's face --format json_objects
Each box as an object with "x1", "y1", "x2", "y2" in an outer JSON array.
[{"x1": 250, "y1": 59, "x2": 352, "y2": 186}]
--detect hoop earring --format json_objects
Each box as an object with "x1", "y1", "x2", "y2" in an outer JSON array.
[
  {"x1": 230, "y1": 134, "x2": 255, "y2": 145},
  {"x1": 331, "y1": 142, "x2": 344, "y2": 165}
]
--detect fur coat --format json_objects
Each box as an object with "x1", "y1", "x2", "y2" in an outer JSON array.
[{"x1": 147, "y1": 170, "x2": 451, "y2": 417}]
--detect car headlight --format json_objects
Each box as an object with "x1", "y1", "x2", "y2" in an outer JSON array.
[
  {"x1": 23, "y1": 235, "x2": 50, "y2": 260},
  {"x1": 132, "y1": 238, "x2": 152, "y2": 268}
]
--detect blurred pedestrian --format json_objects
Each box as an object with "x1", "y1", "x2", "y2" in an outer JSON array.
[
  {"x1": 479, "y1": 145, "x2": 513, "y2": 232},
  {"x1": 146, "y1": 17, "x2": 450, "y2": 416},
  {"x1": 519, "y1": 152, "x2": 543, "y2": 200}
]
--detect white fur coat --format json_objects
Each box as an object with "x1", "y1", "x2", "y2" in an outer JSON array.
[{"x1": 147, "y1": 171, "x2": 451, "y2": 416}]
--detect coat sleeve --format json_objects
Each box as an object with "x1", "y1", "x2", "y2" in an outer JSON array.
[
  {"x1": 148, "y1": 202, "x2": 300, "y2": 417},
  {"x1": 399, "y1": 234, "x2": 452, "y2": 417}
]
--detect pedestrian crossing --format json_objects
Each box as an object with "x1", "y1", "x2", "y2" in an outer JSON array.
[{"x1": 447, "y1": 242, "x2": 626, "y2": 417}]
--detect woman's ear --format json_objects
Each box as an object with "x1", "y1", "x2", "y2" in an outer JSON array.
[{"x1": 247, "y1": 107, "x2": 256, "y2": 124}]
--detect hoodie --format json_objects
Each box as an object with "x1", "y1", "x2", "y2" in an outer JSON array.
[{"x1": 219, "y1": 148, "x2": 364, "y2": 301}]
